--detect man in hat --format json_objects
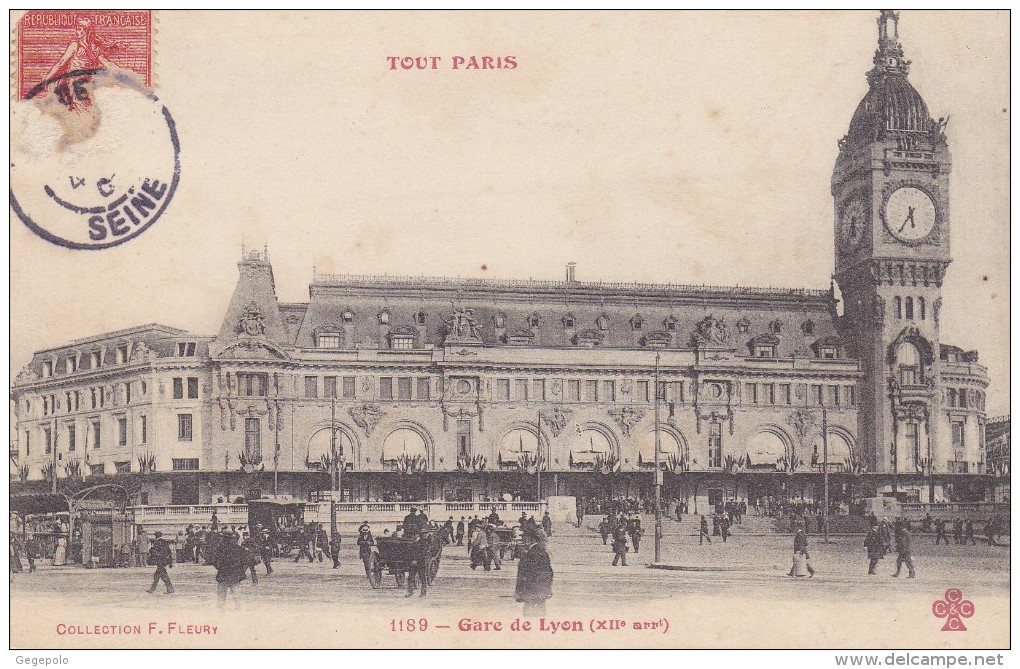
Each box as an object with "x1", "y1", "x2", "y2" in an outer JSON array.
[
  {"x1": 329, "y1": 532, "x2": 342, "y2": 569},
  {"x1": 541, "y1": 511, "x2": 553, "y2": 537},
  {"x1": 146, "y1": 531, "x2": 174, "y2": 594},
  {"x1": 891, "y1": 525, "x2": 916, "y2": 578},
  {"x1": 455, "y1": 517, "x2": 466, "y2": 546},
  {"x1": 403, "y1": 508, "x2": 421, "y2": 539},
  {"x1": 357, "y1": 521, "x2": 374, "y2": 563},
  {"x1": 515, "y1": 527, "x2": 553, "y2": 617}
]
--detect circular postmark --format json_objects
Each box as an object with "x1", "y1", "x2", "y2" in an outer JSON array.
[{"x1": 10, "y1": 68, "x2": 180, "y2": 250}]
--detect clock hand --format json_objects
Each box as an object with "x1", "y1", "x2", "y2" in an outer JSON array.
[{"x1": 898, "y1": 206, "x2": 916, "y2": 233}]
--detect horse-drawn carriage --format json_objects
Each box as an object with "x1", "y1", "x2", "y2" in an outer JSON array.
[
  {"x1": 491, "y1": 525, "x2": 524, "y2": 561},
  {"x1": 247, "y1": 496, "x2": 305, "y2": 557},
  {"x1": 364, "y1": 529, "x2": 443, "y2": 596}
]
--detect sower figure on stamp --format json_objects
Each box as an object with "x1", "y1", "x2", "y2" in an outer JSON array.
[
  {"x1": 146, "y1": 531, "x2": 174, "y2": 595},
  {"x1": 515, "y1": 527, "x2": 553, "y2": 618}
]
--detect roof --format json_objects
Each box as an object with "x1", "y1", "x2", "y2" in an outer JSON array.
[
  {"x1": 849, "y1": 74, "x2": 932, "y2": 138},
  {"x1": 9, "y1": 493, "x2": 70, "y2": 516}
]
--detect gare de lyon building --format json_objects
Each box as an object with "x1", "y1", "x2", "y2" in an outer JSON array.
[{"x1": 11, "y1": 13, "x2": 992, "y2": 514}]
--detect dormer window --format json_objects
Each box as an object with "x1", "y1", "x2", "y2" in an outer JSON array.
[
  {"x1": 176, "y1": 342, "x2": 197, "y2": 357},
  {"x1": 494, "y1": 312, "x2": 507, "y2": 328},
  {"x1": 90, "y1": 350, "x2": 102, "y2": 368},
  {"x1": 769, "y1": 319, "x2": 782, "y2": 335},
  {"x1": 316, "y1": 333, "x2": 342, "y2": 349},
  {"x1": 810, "y1": 335, "x2": 843, "y2": 360},
  {"x1": 631, "y1": 315, "x2": 644, "y2": 330},
  {"x1": 115, "y1": 343, "x2": 130, "y2": 364},
  {"x1": 378, "y1": 309, "x2": 390, "y2": 325},
  {"x1": 414, "y1": 311, "x2": 428, "y2": 326},
  {"x1": 736, "y1": 317, "x2": 750, "y2": 334},
  {"x1": 801, "y1": 319, "x2": 815, "y2": 335},
  {"x1": 563, "y1": 313, "x2": 576, "y2": 329},
  {"x1": 527, "y1": 313, "x2": 540, "y2": 328},
  {"x1": 747, "y1": 333, "x2": 780, "y2": 358},
  {"x1": 820, "y1": 347, "x2": 837, "y2": 359},
  {"x1": 67, "y1": 354, "x2": 79, "y2": 373},
  {"x1": 755, "y1": 345, "x2": 776, "y2": 358},
  {"x1": 342, "y1": 309, "x2": 355, "y2": 324},
  {"x1": 391, "y1": 336, "x2": 414, "y2": 350},
  {"x1": 595, "y1": 314, "x2": 610, "y2": 331},
  {"x1": 664, "y1": 316, "x2": 677, "y2": 332},
  {"x1": 42, "y1": 360, "x2": 53, "y2": 378}
]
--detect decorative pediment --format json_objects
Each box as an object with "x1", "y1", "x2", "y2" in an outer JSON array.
[
  {"x1": 810, "y1": 335, "x2": 844, "y2": 357},
  {"x1": 574, "y1": 329, "x2": 603, "y2": 347},
  {"x1": 736, "y1": 317, "x2": 751, "y2": 334},
  {"x1": 389, "y1": 324, "x2": 417, "y2": 337},
  {"x1": 505, "y1": 328, "x2": 535, "y2": 345},
  {"x1": 312, "y1": 323, "x2": 343, "y2": 336},
  {"x1": 214, "y1": 337, "x2": 290, "y2": 360},
  {"x1": 748, "y1": 333, "x2": 780, "y2": 347}
]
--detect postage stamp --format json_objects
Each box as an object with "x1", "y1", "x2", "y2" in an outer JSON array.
[
  {"x1": 6, "y1": 9, "x2": 1010, "y2": 662},
  {"x1": 10, "y1": 10, "x2": 177, "y2": 250}
]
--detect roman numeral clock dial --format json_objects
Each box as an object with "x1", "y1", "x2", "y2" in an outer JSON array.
[
  {"x1": 839, "y1": 197, "x2": 867, "y2": 252},
  {"x1": 883, "y1": 186, "x2": 936, "y2": 242}
]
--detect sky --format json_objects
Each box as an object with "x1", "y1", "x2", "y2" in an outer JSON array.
[{"x1": 9, "y1": 10, "x2": 1010, "y2": 415}]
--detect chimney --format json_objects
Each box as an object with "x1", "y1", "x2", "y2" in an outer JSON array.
[{"x1": 566, "y1": 262, "x2": 577, "y2": 283}]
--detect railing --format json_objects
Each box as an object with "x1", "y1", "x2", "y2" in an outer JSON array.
[{"x1": 897, "y1": 502, "x2": 1009, "y2": 520}]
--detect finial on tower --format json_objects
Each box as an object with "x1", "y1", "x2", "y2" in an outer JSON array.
[{"x1": 869, "y1": 9, "x2": 910, "y2": 81}]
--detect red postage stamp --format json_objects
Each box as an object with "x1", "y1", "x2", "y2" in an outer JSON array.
[{"x1": 15, "y1": 10, "x2": 152, "y2": 100}]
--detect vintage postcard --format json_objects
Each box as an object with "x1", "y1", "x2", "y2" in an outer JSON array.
[{"x1": 8, "y1": 10, "x2": 1010, "y2": 656}]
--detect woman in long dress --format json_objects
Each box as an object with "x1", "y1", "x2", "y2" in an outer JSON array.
[{"x1": 53, "y1": 537, "x2": 67, "y2": 566}]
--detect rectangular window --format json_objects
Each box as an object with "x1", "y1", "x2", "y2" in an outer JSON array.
[
  {"x1": 304, "y1": 376, "x2": 319, "y2": 399},
  {"x1": 91, "y1": 388, "x2": 97, "y2": 410},
  {"x1": 117, "y1": 417, "x2": 127, "y2": 446},
  {"x1": 317, "y1": 334, "x2": 341, "y2": 349},
  {"x1": 391, "y1": 336, "x2": 414, "y2": 350},
  {"x1": 114, "y1": 461, "x2": 131, "y2": 474},
  {"x1": 763, "y1": 383, "x2": 776, "y2": 405},
  {"x1": 323, "y1": 376, "x2": 337, "y2": 399},
  {"x1": 43, "y1": 360, "x2": 53, "y2": 377},
  {"x1": 811, "y1": 384, "x2": 823, "y2": 406},
  {"x1": 177, "y1": 342, "x2": 197, "y2": 357},
  {"x1": 92, "y1": 420, "x2": 101, "y2": 449},
  {"x1": 601, "y1": 380, "x2": 616, "y2": 402},
  {"x1": 821, "y1": 347, "x2": 838, "y2": 359},
  {"x1": 342, "y1": 376, "x2": 356, "y2": 399},
  {"x1": 958, "y1": 390, "x2": 968, "y2": 409},
  {"x1": 68, "y1": 356, "x2": 78, "y2": 372},
  {"x1": 116, "y1": 344, "x2": 129, "y2": 364},
  {"x1": 899, "y1": 366, "x2": 919, "y2": 386},
  {"x1": 496, "y1": 379, "x2": 511, "y2": 401},
  {"x1": 24, "y1": 432, "x2": 30, "y2": 456},
  {"x1": 91, "y1": 351, "x2": 102, "y2": 368},
  {"x1": 585, "y1": 380, "x2": 599, "y2": 402},
  {"x1": 237, "y1": 372, "x2": 268, "y2": 397},
  {"x1": 172, "y1": 458, "x2": 200, "y2": 471},
  {"x1": 397, "y1": 377, "x2": 412, "y2": 400},
  {"x1": 566, "y1": 380, "x2": 581, "y2": 402},
  {"x1": 780, "y1": 384, "x2": 792, "y2": 405},
  {"x1": 67, "y1": 424, "x2": 76, "y2": 452},
  {"x1": 845, "y1": 386, "x2": 855, "y2": 407},
  {"x1": 125, "y1": 384, "x2": 132, "y2": 405},
  {"x1": 188, "y1": 377, "x2": 199, "y2": 399},
  {"x1": 140, "y1": 415, "x2": 147, "y2": 444},
  {"x1": 457, "y1": 420, "x2": 471, "y2": 460},
  {"x1": 755, "y1": 345, "x2": 775, "y2": 358},
  {"x1": 952, "y1": 422, "x2": 965, "y2": 449},
  {"x1": 827, "y1": 385, "x2": 840, "y2": 407},
  {"x1": 532, "y1": 379, "x2": 546, "y2": 401},
  {"x1": 636, "y1": 380, "x2": 650, "y2": 403},
  {"x1": 745, "y1": 383, "x2": 758, "y2": 404},
  {"x1": 44, "y1": 427, "x2": 53, "y2": 455},
  {"x1": 708, "y1": 422, "x2": 722, "y2": 469},
  {"x1": 417, "y1": 378, "x2": 431, "y2": 400},
  {"x1": 379, "y1": 377, "x2": 393, "y2": 400},
  {"x1": 89, "y1": 464, "x2": 105, "y2": 477},
  {"x1": 904, "y1": 422, "x2": 920, "y2": 469},
  {"x1": 245, "y1": 417, "x2": 261, "y2": 459},
  {"x1": 173, "y1": 377, "x2": 184, "y2": 399},
  {"x1": 177, "y1": 414, "x2": 193, "y2": 441},
  {"x1": 515, "y1": 379, "x2": 529, "y2": 401},
  {"x1": 670, "y1": 381, "x2": 684, "y2": 404}
]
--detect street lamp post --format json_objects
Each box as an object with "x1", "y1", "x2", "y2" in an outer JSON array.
[
  {"x1": 654, "y1": 352, "x2": 662, "y2": 563},
  {"x1": 330, "y1": 394, "x2": 338, "y2": 538},
  {"x1": 821, "y1": 402, "x2": 830, "y2": 544}
]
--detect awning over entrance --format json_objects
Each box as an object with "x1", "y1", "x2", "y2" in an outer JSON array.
[
  {"x1": 498, "y1": 429, "x2": 538, "y2": 466},
  {"x1": 570, "y1": 430, "x2": 611, "y2": 465},
  {"x1": 10, "y1": 493, "x2": 70, "y2": 517},
  {"x1": 745, "y1": 430, "x2": 787, "y2": 468}
]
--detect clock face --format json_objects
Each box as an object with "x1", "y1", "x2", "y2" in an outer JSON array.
[
  {"x1": 839, "y1": 197, "x2": 867, "y2": 251},
  {"x1": 884, "y1": 187, "x2": 936, "y2": 241}
]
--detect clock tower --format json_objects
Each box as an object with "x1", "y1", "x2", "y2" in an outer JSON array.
[{"x1": 832, "y1": 11, "x2": 952, "y2": 486}]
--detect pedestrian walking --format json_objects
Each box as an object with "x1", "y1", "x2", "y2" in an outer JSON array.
[
  {"x1": 24, "y1": 534, "x2": 38, "y2": 572},
  {"x1": 985, "y1": 518, "x2": 1000, "y2": 546},
  {"x1": 952, "y1": 518, "x2": 964, "y2": 545},
  {"x1": 934, "y1": 519, "x2": 949, "y2": 545},
  {"x1": 486, "y1": 524, "x2": 502, "y2": 571},
  {"x1": 720, "y1": 516, "x2": 731, "y2": 543},
  {"x1": 455, "y1": 517, "x2": 465, "y2": 546},
  {"x1": 541, "y1": 511, "x2": 553, "y2": 537},
  {"x1": 241, "y1": 532, "x2": 261, "y2": 585},
  {"x1": 788, "y1": 528, "x2": 815, "y2": 577},
  {"x1": 357, "y1": 522, "x2": 374, "y2": 563},
  {"x1": 470, "y1": 524, "x2": 491, "y2": 571},
  {"x1": 963, "y1": 520, "x2": 976, "y2": 546},
  {"x1": 628, "y1": 516, "x2": 642, "y2": 553},
  {"x1": 699, "y1": 516, "x2": 712, "y2": 545},
  {"x1": 864, "y1": 521, "x2": 885, "y2": 575},
  {"x1": 294, "y1": 524, "x2": 314, "y2": 563},
  {"x1": 515, "y1": 527, "x2": 553, "y2": 618},
  {"x1": 146, "y1": 531, "x2": 175, "y2": 594},
  {"x1": 891, "y1": 526, "x2": 916, "y2": 578},
  {"x1": 611, "y1": 526, "x2": 629, "y2": 566},
  {"x1": 213, "y1": 530, "x2": 248, "y2": 610},
  {"x1": 599, "y1": 517, "x2": 610, "y2": 545},
  {"x1": 330, "y1": 532, "x2": 342, "y2": 569}
]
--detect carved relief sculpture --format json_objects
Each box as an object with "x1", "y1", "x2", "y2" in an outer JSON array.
[
  {"x1": 349, "y1": 403, "x2": 384, "y2": 437},
  {"x1": 608, "y1": 406, "x2": 644, "y2": 437},
  {"x1": 237, "y1": 301, "x2": 267, "y2": 337}
]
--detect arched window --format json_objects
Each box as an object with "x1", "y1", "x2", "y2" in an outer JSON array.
[
  {"x1": 895, "y1": 297, "x2": 902, "y2": 319},
  {"x1": 570, "y1": 429, "x2": 613, "y2": 467},
  {"x1": 498, "y1": 429, "x2": 539, "y2": 467},
  {"x1": 382, "y1": 427, "x2": 428, "y2": 461},
  {"x1": 905, "y1": 297, "x2": 914, "y2": 320},
  {"x1": 414, "y1": 311, "x2": 428, "y2": 326},
  {"x1": 637, "y1": 430, "x2": 681, "y2": 467},
  {"x1": 526, "y1": 313, "x2": 540, "y2": 328},
  {"x1": 897, "y1": 341, "x2": 921, "y2": 385},
  {"x1": 307, "y1": 426, "x2": 356, "y2": 464},
  {"x1": 918, "y1": 297, "x2": 926, "y2": 320},
  {"x1": 745, "y1": 430, "x2": 788, "y2": 468}
]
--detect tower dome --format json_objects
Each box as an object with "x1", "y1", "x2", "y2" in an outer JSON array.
[{"x1": 844, "y1": 11, "x2": 939, "y2": 147}]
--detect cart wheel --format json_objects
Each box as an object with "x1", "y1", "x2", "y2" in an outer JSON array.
[
  {"x1": 427, "y1": 556, "x2": 439, "y2": 584},
  {"x1": 365, "y1": 554, "x2": 382, "y2": 590},
  {"x1": 395, "y1": 571, "x2": 406, "y2": 588}
]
